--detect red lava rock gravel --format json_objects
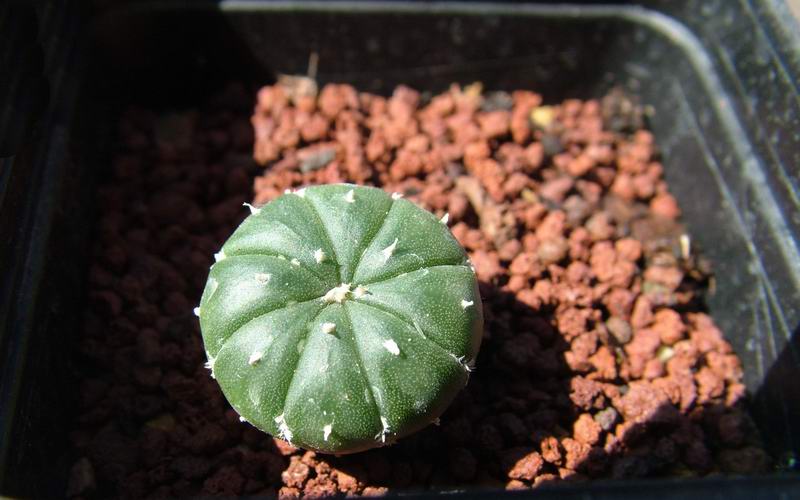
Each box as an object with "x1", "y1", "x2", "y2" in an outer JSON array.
[{"x1": 67, "y1": 81, "x2": 770, "y2": 498}]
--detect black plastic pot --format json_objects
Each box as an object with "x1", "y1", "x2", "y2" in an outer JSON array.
[{"x1": 1, "y1": 0, "x2": 798, "y2": 497}]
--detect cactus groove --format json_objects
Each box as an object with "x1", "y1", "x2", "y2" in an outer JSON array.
[{"x1": 198, "y1": 184, "x2": 483, "y2": 454}]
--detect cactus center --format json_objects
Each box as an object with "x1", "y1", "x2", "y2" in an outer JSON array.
[
  {"x1": 322, "y1": 283, "x2": 369, "y2": 303},
  {"x1": 322, "y1": 283, "x2": 351, "y2": 303}
]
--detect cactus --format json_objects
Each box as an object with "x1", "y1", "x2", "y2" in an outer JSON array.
[{"x1": 196, "y1": 184, "x2": 483, "y2": 454}]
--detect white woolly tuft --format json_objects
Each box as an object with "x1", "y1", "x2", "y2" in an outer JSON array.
[
  {"x1": 382, "y1": 339, "x2": 400, "y2": 356},
  {"x1": 248, "y1": 351, "x2": 263, "y2": 365},
  {"x1": 323, "y1": 424, "x2": 332, "y2": 441},
  {"x1": 323, "y1": 283, "x2": 351, "y2": 303},
  {"x1": 382, "y1": 238, "x2": 398, "y2": 262},
  {"x1": 243, "y1": 202, "x2": 261, "y2": 215},
  {"x1": 275, "y1": 414, "x2": 293, "y2": 443},
  {"x1": 376, "y1": 416, "x2": 391, "y2": 443}
]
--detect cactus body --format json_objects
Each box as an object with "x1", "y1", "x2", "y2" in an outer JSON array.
[{"x1": 198, "y1": 184, "x2": 482, "y2": 453}]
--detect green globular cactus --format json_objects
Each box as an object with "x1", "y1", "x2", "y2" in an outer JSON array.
[{"x1": 196, "y1": 184, "x2": 483, "y2": 454}]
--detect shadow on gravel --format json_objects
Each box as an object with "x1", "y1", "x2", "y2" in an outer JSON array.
[{"x1": 331, "y1": 279, "x2": 767, "y2": 493}]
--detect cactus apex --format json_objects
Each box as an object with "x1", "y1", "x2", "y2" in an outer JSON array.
[
  {"x1": 314, "y1": 248, "x2": 326, "y2": 263},
  {"x1": 382, "y1": 339, "x2": 400, "y2": 356},
  {"x1": 243, "y1": 202, "x2": 261, "y2": 215},
  {"x1": 323, "y1": 283, "x2": 351, "y2": 303},
  {"x1": 321, "y1": 322, "x2": 336, "y2": 334},
  {"x1": 323, "y1": 424, "x2": 332, "y2": 441},
  {"x1": 343, "y1": 189, "x2": 355, "y2": 203},
  {"x1": 382, "y1": 238, "x2": 399, "y2": 262},
  {"x1": 248, "y1": 351, "x2": 263, "y2": 365}
]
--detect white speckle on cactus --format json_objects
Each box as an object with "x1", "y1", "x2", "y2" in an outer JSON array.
[
  {"x1": 248, "y1": 351, "x2": 263, "y2": 365},
  {"x1": 343, "y1": 189, "x2": 355, "y2": 203},
  {"x1": 353, "y1": 285, "x2": 368, "y2": 298},
  {"x1": 284, "y1": 188, "x2": 293, "y2": 195},
  {"x1": 461, "y1": 299, "x2": 474, "y2": 309},
  {"x1": 323, "y1": 283, "x2": 351, "y2": 303},
  {"x1": 193, "y1": 307, "x2": 201, "y2": 317},
  {"x1": 323, "y1": 424, "x2": 332, "y2": 441},
  {"x1": 433, "y1": 418, "x2": 441, "y2": 426},
  {"x1": 204, "y1": 354, "x2": 216, "y2": 379},
  {"x1": 319, "y1": 363, "x2": 328, "y2": 373},
  {"x1": 277, "y1": 255, "x2": 287, "y2": 260},
  {"x1": 275, "y1": 414, "x2": 293, "y2": 443},
  {"x1": 440, "y1": 212, "x2": 449, "y2": 225},
  {"x1": 243, "y1": 202, "x2": 261, "y2": 215},
  {"x1": 376, "y1": 416, "x2": 391, "y2": 443},
  {"x1": 295, "y1": 187, "x2": 306, "y2": 198},
  {"x1": 322, "y1": 322, "x2": 336, "y2": 334},
  {"x1": 290, "y1": 258, "x2": 300, "y2": 266},
  {"x1": 314, "y1": 248, "x2": 326, "y2": 263},
  {"x1": 382, "y1": 238, "x2": 399, "y2": 262},
  {"x1": 297, "y1": 339, "x2": 305, "y2": 354},
  {"x1": 214, "y1": 250, "x2": 226, "y2": 262},
  {"x1": 254, "y1": 272, "x2": 271, "y2": 284},
  {"x1": 239, "y1": 415, "x2": 247, "y2": 423},
  {"x1": 382, "y1": 339, "x2": 400, "y2": 356},
  {"x1": 391, "y1": 192, "x2": 403, "y2": 200}
]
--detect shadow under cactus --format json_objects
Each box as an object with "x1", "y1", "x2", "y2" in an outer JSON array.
[{"x1": 329, "y1": 280, "x2": 769, "y2": 494}]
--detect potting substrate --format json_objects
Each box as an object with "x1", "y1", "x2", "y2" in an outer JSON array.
[{"x1": 64, "y1": 80, "x2": 773, "y2": 498}]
